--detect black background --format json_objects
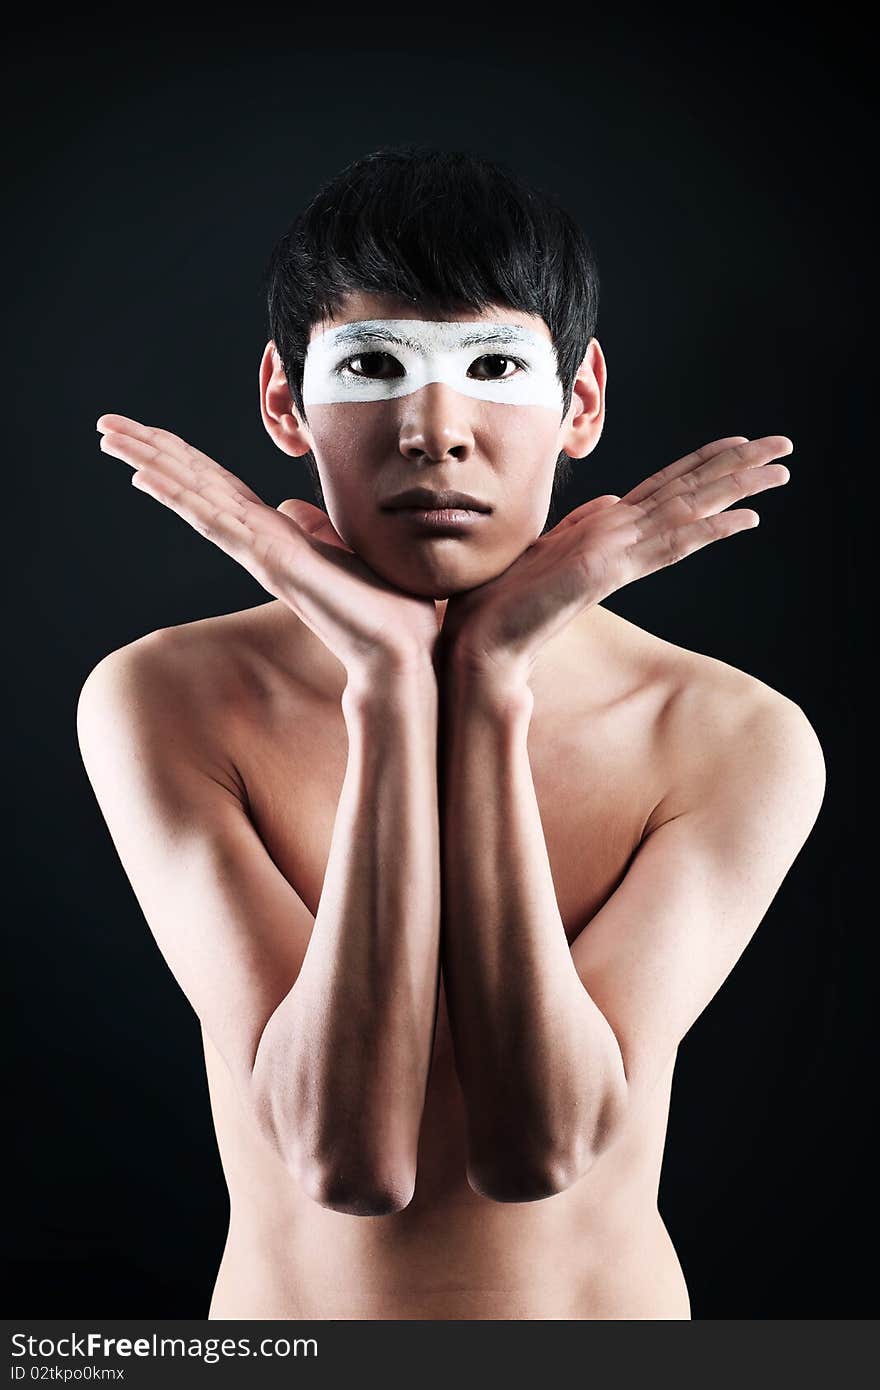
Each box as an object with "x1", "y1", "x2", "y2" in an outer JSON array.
[{"x1": 5, "y1": 8, "x2": 868, "y2": 1317}]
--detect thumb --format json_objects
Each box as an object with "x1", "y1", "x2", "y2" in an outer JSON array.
[
  {"x1": 276, "y1": 497, "x2": 317, "y2": 526},
  {"x1": 546, "y1": 493, "x2": 622, "y2": 537},
  {"x1": 570, "y1": 493, "x2": 622, "y2": 522},
  {"x1": 276, "y1": 498, "x2": 352, "y2": 551}
]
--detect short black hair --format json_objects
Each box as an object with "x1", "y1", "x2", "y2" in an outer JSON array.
[{"x1": 263, "y1": 144, "x2": 600, "y2": 528}]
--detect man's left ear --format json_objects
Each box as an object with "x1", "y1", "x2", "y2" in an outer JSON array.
[{"x1": 560, "y1": 338, "x2": 606, "y2": 459}]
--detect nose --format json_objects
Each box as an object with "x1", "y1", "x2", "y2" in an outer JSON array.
[{"x1": 398, "y1": 380, "x2": 475, "y2": 462}]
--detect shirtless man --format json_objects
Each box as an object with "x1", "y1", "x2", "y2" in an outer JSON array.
[{"x1": 76, "y1": 149, "x2": 826, "y2": 1320}]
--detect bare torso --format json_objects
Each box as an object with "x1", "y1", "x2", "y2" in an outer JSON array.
[{"x1": 153, "y1": 596, "x2": 759, "y2": 1320}]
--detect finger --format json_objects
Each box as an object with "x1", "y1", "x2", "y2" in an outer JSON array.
[
  {"x1": 97, "y1": 428, "x2": 265, "y2": 525},
  {"x1": 620, "y1": 436, "x2": 752, "y2": 507},
  {"x1": 632, "y1": 506, "x2": 760, "y2": 575},
  {"x1": 99, "y1": 421, "x2": 265, "y2": 502},
  {"x1": 97, "y1": 415, "x2": 264, "y2": 505},
  {"x1": 639, "y1": 458, "x2": 790, "y2": 536},
  {"x1": 101, "y1": 430, "x2": 256, "y2": 518},
  {"x1": 129, "y1": 468, "x2": 259, "y2": 563},
  {"x1": 634, "y1": 436, "x2": 793, "y2": 515}
]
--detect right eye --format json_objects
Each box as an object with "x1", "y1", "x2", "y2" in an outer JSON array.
[{"x1": 338, "y1": 352, "x2": 404, "y2": 379}]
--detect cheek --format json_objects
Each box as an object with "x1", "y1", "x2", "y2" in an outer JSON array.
[
  {"x1": 305, "y1": 402, "x2": 387, "y2": 467},
  {"x1": 480, "y1": 402, "x2": 560, "y2": 461}
]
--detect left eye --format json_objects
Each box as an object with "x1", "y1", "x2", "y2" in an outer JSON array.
[{"x1": 469, "y1": 354, "x2": 526, "y2": 380}]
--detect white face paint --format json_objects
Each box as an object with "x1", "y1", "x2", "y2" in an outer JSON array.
[{"x1": 302, "y1": 318, "x2": 564, "y2": 413}]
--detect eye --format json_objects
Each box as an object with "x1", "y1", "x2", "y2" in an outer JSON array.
[
  {"x1": 468, "y1": 354, "x2": 527, "y2": 381},
  {"x1": 335, "y1": 350, "x2": 528, "y2": 382},
  {"x1": 338, "y1": 352, "x2": 404, "y2": 379}
]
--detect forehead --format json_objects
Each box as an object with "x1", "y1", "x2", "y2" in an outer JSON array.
[{"x1": 309, "y1": 291, "x2": 552, "y2": 345}]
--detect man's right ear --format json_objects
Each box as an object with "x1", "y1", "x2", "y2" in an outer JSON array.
[{"x1": 259, "y1": 340, "x2": 315, "y2": 457}]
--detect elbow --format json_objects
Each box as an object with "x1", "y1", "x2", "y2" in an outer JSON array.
[
  {"x1": 248, "y1": 1059, "x2": 417, "y2": 1216},
  {"x1": 467, "y1": 1091, "x2": 628, "y2": 1204},
  {"x1": 464, "y1": 1049, "x2": 630, "y2": 1204},
  {"x1": 253, "y1": 1100, "x2": 416, "y2": 1215},
  {"x1": 466, "y1": 1141, "x2": 596, "y2": 1204},
  {"x1": 298, "y1": 1158, "x2": 416, "y2": 1216}
]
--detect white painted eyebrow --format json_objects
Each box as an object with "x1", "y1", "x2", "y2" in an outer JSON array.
[{"x1": 327, "y1": 323, "x2": 537, "y2": 351}]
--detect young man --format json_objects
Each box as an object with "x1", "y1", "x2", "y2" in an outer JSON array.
[{"x1": 77, "y1": 146, "x2": 825, "y2": 1320}]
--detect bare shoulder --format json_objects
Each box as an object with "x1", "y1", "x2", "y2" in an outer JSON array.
[
  {"x1": 77, "y1": 605, "x2": 278, "y2": 801},
  {"x1": 79, "y1": 600, "x2": 293, "y2": 708},
  {"x1": 645, "y1": 634, "x2": 827, "y2": 835},
  {"x1": 587, "y1": 605, "x2": 824, "y2": 835}
]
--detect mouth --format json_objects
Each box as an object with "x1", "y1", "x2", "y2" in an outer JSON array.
[
  {"x1": 386, "y1": 506, "x2": 491, "y2": 531},
  {"x1": 381, "y1": 487, "x2": 492, "y2": 513}
]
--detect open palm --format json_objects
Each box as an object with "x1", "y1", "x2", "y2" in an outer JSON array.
[
  {"x1": 441, "y1": 434, "x2": 793, "y2": 678},
  {"x1": 96, "y1": 413, "x2": 441, "y2": 671}
]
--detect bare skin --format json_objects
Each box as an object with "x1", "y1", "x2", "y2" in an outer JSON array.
[{"x1": 77, "y1": 306, "x2": 826, "y2": 1318}]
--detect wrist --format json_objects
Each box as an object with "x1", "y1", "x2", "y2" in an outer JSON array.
[
  {"x1": 442, "y1": 653, "x2": 534, "y2": 720},
  {"x1": 342, "y1": 653, "x2": 438, "y2": 715}
]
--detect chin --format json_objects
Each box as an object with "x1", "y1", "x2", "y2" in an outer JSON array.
[{"x1": 360, "y1": 545, "x2": 508, "y2": 599}]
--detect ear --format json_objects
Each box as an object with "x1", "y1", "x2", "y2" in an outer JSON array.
[
  {"x1": 259, "y1": 340, "x2": 315, "y2": 458},
  {"x1": 559, "y1": 337, "x2": 606, "y2": 461}
]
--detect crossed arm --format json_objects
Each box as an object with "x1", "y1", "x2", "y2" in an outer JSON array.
[{"x1": 78, "y1": 632, "x2": 825, "y2": 1215}]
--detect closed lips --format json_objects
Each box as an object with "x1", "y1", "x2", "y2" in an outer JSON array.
[{"x1": 382, "y1": 489, "x2": 491, "y2": 511}]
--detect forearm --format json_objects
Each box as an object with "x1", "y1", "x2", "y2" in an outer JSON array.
[
  {"x1": 439, "y1": 663, "x2": 626, "y2": 1201},
  {"x1": 254, "y1": 660, "x2": 441, "y2": 1213}
]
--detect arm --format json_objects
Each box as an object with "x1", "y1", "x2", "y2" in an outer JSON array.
[
  {"x1": 438, "y1": 661, "x2": 627, "y2": 1202},
  {"x1": 439, "y1": 661, "x2": 826, "y2": 1203},
  {"x1": 253, "y1": 660, "x2": 441, "y2": 1214},
  {"x1": 77, "y1": 636, "x2": 441, "y2": 1216}
]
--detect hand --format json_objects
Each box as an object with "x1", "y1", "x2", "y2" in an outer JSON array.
[
  {"x1": 96, "y1": 414, "x2": 441, "y2": 679},
  {"x1": 439, "y1": 435, "x2": 793, "y2": 682}
]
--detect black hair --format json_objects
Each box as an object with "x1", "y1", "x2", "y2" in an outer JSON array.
[{"x1": 262, "y1": 144, "x2": 600, "y2": 530}]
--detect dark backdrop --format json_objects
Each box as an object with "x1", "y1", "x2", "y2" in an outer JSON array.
[{"x1": 5, "y1": 9, "x2": 867, "y2": 1318}]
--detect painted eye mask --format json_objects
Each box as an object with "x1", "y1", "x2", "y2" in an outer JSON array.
[{"x1": 302, "y1": 319, "x2": 564, "y2": 412}]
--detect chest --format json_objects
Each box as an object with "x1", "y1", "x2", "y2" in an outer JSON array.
[{"x1": 236, "y1": 685, "x2": 663, "y2": 950}]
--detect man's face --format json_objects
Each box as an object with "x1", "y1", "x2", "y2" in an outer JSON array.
[{"x1": 297, "y1": 291, "x2": 584, "y2": 598}]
